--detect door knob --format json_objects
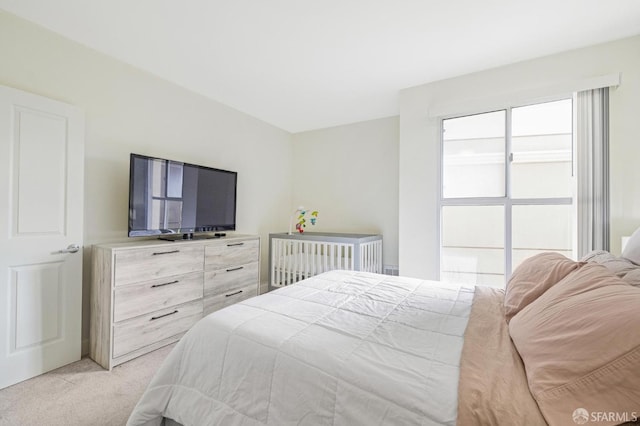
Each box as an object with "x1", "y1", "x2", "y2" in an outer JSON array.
[{"x1": 58, "y1": 244, "x2": 80, "y2": 254}]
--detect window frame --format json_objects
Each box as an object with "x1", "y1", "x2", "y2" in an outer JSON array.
[{"x1": 437, "y1": 96, "x2": 575, "y2": 284}]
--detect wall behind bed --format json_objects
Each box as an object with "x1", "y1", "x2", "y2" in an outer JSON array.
[
  {"x1": 0, "y1": 11, "x2": 293, "y2": 353},
  {"x1": 399, "y1": 34, "x2": 640, "y2": 280}
]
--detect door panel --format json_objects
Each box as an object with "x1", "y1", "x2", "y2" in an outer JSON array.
[
  {"x1": 12, "y1": 107, "x2": 69, "y2": 236},
  {"x1": 0, "y1": 85, "x2": 84, "y2": 389},
  {"x1": 11, "y1": 263, "x2": 63, "y2": 350}
]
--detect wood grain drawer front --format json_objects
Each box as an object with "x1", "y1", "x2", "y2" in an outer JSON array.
[
  {"x1": 113, "y1": 272, "x2": 204, "y2": 323},
  {"x1": 204, "y1": 261, "x2": 259, "y2": 298},
  {"x1": 112, "y1": 299, "x2": 202, "y2": 359},
  {"x1": 114, "y1": 245, "x2": 204, "y2": 286},
  {"x1": 205, "y1": 239, "x2": 259, "y2": 269},
  {"x1": 204, "y1": 282, "x2": 257, "y2": 316}
]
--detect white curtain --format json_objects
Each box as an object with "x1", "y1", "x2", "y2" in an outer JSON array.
[{"x1": 576, "y1": 87, "x2": 610, "y2": 257}]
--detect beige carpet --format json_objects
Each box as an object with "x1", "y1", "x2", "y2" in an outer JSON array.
[{"x1": 0, "y1": 344, "x2": 174, "y2": 426}]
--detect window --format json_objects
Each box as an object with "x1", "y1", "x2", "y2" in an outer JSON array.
[{"x1": 440, "y1": 99, "x2": 574, "y2": 287}]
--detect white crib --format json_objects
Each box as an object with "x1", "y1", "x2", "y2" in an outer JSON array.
[{"x1": 269, "y1": 232, "x2": 383, "y2": 289}]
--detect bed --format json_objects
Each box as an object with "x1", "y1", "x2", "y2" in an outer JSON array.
[{"x1": 127, "y1": 253, "x2": 640, "y2": 426}]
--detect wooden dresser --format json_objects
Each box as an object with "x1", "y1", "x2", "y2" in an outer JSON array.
[{"x1": 90, "y1": 234, "x2": 259, "y2": 370}]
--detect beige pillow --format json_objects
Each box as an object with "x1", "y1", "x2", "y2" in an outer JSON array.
[
  {"x1": 509, "y1": 263, "x2": 640, "y2": 426},
  {"x1": 504, "y1": 252, "x2": 583, "y2": 323},
  {"x1": 581, "y1": 249, "x2": 638, "y2": 277},
  {"x1": 580, "y1": 249, "x2": 612, "y2": 263},
  {"x1": 622, "y1": 268, "x2": 640, "y2": 287}
]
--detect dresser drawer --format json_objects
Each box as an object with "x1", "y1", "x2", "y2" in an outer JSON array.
[
  {"x1": 205, "y1": 239, "x2": 259, "y2": 269},
  {"x1": 114, "y1": 245, "x2": 204, "y2": 286},
  {"x1": 113, "y1": 271, "x2": 203, "y2": 323},
  {"x1": 204, "y1": 282, "x2": 257, "y2": 316},
  {"x1": 112, "y1": 299, "x2": 202, "y2": 358},
  {"x1": 204, "y1": 261, "x2": 259, "y2": 299}
]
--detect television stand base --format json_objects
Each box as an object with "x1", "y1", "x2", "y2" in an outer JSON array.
[{"x1": 158, "y1": 233, "x2": 222, "y2": 242}]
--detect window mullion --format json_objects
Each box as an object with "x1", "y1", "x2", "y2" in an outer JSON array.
[
  {"x1": 505, "y1": 108, "x2": 513, "y2": 281},
  {"x1": 440, "y1": 197, "x2": 506, "y2": 206},
  {"x1": 511, "y1": 197, "x2": 573, "y2": 205}
]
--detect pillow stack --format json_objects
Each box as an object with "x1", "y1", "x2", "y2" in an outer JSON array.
[{"x1": 505, "y1": 253, "x2": 640, "y2": 426}]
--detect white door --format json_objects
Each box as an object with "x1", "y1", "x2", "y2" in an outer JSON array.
[{"x1": 0, "y1": 85, "x2": 84, "y2": 389}]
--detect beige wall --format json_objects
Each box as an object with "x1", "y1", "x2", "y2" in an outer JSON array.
[
  {"x1": 0, "y1": 11, "x2": 293, "y2": 350},
  {"x1": 292, "y1": 117, "x2": 399, "y2": 267},
  {"x1": 399, "y1": 35, "x2": 640, "y2": 279}
]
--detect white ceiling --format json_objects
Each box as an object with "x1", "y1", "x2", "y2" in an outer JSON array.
[{"x1": 2, "y1": 1, "x2": 640, "y2": 133}]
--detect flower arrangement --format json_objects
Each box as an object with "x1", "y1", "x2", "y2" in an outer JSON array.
[{"x1": 288, "y1": 207, "x2": 319, "y2": 234}]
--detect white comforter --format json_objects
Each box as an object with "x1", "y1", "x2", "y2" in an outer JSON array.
[{"x1": 127, "y1": 270, "x2": 474, "y2": 426}]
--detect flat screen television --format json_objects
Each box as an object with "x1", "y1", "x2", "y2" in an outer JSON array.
[{"x1": 128, "y1": 153, "x2": 237, "y2": 239}]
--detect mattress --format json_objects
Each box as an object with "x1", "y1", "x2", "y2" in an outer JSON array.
[{"x1": 127, "y1": 270, "x2": 475, "y2": 426}]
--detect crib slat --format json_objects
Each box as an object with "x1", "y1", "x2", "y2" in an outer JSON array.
[
  {"x1": 349, "y1": 245, "x2": 354, "y2": 270},
  {"x1": 283, "y1": 241, "x2": 288, "y2": 286},
  {"x1": 276, "y1": 239, "x2": 281, "y2": 286},
  {"x1": 304, "y1": 243, "x2": 311, "y2": 278},
  {"x1": 277, "y1": 239, "x2": 282, "y2": 287},
  {"x1": 282, "y1": 240, "x2": 287, "y2": 286},
  {"x1": 280, "y1": 240, "x2": 285, "y2": 285},
  {"x1": 272, "y1": 239, "x2": 276, "y2": 287},
  {"x1": 287, "y1": 241, "x2": 293, "y2": 286}
]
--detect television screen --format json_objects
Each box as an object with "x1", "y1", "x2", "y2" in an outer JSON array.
[{"x1": 128, "y1": 153, "x2": 237, "y2": 238}]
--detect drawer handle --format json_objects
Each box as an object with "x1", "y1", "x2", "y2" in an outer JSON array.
[
  {"x1": 225, "y1": 290, "x2": 243, "y2": 298},
  {"x1": 152, "y1": 250, "x2": 179, "y2": 256},
  {"x1": 150, "y1": 310, "x2": 178, "y2": 321},
  {"x1": 226, "y1": 266, "x2": 244, "y2": 272},
  {"x1": 227, "y1": 243, "x2": 244, "y2": 247},
  {"x1": 151, "y1": 280, "x2": 179, "y2": 288}
]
